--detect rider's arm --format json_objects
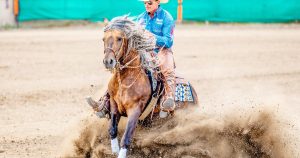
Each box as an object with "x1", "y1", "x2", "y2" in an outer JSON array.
[{"x1": 154, "y1": 13, "x2": 175, "y2": 48}]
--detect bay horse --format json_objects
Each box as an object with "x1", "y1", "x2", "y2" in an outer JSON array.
[{"x1": 101, "y1": 16, "x2": 198, "y2": 158}]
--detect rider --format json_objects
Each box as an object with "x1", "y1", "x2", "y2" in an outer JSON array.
[
  {"x1": 87, "y1": 0, "x2": 176, "y2": 117},
  {"x1": 137, "y1": 0, "x2": 176, "y2": 112}
]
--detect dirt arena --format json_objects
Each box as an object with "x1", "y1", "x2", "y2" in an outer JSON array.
[{"x1": 1, "y1": 24, "x2": 300, "y2": 157}]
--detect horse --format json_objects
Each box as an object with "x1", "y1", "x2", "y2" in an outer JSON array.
[{"x1": 101, "y1": 16, "x2": 198, "y2": 158}]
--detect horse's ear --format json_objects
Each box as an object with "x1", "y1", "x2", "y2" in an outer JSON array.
[
  {"x1": 103, "y1": 18, "x2": 109, "y2": 27},
  {"x1": 124, "y1": 13, "x2": 131, "y2": 19}
]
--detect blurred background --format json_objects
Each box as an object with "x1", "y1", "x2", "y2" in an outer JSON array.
[
  {"x1": 1, "y1": 0, "x2": 300, "y2": 26},
  {"x1": 1, "y1": 0, "x2": 300, "y2": 157}
]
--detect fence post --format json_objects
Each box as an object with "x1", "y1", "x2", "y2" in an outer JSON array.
[
  {"x1": 13, "y1": 0, "x2": 19, "y2": 27},
  {"x1": 177, "y1": 0, "x2": 183, "y2": 23}
]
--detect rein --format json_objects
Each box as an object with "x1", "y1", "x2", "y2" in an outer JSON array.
[
  {"x1": 118, "y1": 55, "x2": 140, "y2": 70},
  {"x1": 116, "y1": 67, "x2": 142, "y2": 89}
]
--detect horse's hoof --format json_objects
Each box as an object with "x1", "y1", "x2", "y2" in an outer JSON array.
[
  {"x1": 111, "y1": 138, "x2": 120, "y2": 154},
  {"x1": 159, "y1": 110, "x2": 168, "y2": 118},
  {"x1": 118, "y1": 148, "x2": 127, "y2": 158}
]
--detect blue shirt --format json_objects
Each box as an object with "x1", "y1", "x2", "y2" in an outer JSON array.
[{"x1": 137, "y1": 6, "x2": 175, "y2": 49}]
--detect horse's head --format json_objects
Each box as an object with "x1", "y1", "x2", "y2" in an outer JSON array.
[
  {"x1": 103, "y1": 29, "x2": 127, "y2": 70},
  {"x1": 102, "y1": 16, "x2": 157, "y2": 72}
]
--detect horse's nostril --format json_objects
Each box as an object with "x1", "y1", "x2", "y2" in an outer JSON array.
[{"x1": 109, "y1": 59, "x2": 113, "y2": 65}]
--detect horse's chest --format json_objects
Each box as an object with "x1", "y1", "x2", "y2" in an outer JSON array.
[
  {"x1": 111, "y1": 89, "x2": 135, "y2": 114},
  {"x1": 110, "y1": 75, "x2": 150, "y2": 114},
  {"x1": 114, "y1": 89, "x2": 136, "y2": 106}
]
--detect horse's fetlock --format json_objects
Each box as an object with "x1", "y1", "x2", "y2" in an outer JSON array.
[{"x1": 109, "y1": 128, "x2": 118, "y2": 138}]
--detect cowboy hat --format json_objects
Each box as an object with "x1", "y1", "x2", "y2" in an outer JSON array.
[{"x1": 139, "y1": 0, "x2": 169, "y2": 4}]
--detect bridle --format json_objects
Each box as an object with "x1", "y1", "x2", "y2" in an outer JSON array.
[
  {"x1": 103, "y1": 33, "x2": 142, "y2": 89},
  {"x1": 104, "y1": 47, "x2": 119, "y2": 58},
  {"x1": 103, "y1": 37, "x2": 123, "y2": 64}
]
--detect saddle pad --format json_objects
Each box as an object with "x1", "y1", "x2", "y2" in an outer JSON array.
[
  {"x1": 147, "y1": 70, "x2": 194, "y2": 102},
  {"x1": 175, "y1": 83, "x2": 194, "y2": 102}
]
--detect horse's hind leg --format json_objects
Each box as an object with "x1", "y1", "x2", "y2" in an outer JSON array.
[
  {"x1": 109, "y1": 100, "x2": 121, "y2": 154},
  {"x1": 119, "y1": 107, "x2": 142, "y2": 158}
]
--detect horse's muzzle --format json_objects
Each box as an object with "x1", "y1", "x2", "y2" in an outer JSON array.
[{"x1": 103, "y1": 57, "x2": 116, "y2": 70}]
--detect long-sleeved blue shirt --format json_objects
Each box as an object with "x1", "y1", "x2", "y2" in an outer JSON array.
[{"x1": 137, "y1": 6, "x2": 175, "y2": 49}]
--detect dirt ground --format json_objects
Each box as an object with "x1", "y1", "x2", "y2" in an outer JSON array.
[{"x1": 1, "y1": 24, "x2": 300, "y2": 157}]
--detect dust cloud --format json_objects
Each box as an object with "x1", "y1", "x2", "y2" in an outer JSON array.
[{"x1": 61, "y1": 106, "x2": 291, "y2": 158}]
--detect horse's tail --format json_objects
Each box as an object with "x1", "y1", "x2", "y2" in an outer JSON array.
[{"x1": 190, "y1": 84, "x2": 199, "y2": 105}]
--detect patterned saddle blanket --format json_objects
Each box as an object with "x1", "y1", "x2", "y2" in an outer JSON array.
[
  {"x1": 148, "y1": 71, "x2": 194, "y2": 102},
  {"x1": 175, "y1": 82, "x2": 194, "y2": 102}
]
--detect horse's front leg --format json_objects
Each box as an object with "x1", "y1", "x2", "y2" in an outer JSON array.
[
  {"x1": 109, "y1": 99, "x2": 121, "y2": 154},
  {"x1": 118, "y1": 106, "x2": 142, "y2": 158}
]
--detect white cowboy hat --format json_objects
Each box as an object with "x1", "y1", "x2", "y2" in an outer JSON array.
[{"x1": 139, "y1": 0, "x2": 169, "y2": 4}]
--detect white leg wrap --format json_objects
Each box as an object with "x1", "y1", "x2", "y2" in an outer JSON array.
[
  {"x1": 111, "y1": 138, "x2": 120, "y2": 154},
  {"x1": 118, "y1": 148, "x2": 127, "y2": 158}
]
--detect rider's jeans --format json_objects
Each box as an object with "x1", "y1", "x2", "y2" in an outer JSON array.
[{"x1": 157, "y1": 48, "x2": 176, "y2": 99}]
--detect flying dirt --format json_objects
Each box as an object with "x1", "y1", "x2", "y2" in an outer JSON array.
[{"x1": 61, "y1": 106, "x2": 291, "y2": 158}]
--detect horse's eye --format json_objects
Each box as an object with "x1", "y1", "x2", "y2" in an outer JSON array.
[
  {"x1": 117, "y1": 37, "x2": 122, "y2": 42},
  {"x1": 102, "y1": 38, "x2": 105, "y2": 41}
]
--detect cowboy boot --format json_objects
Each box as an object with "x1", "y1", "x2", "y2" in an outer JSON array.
[
  {"x1": 159, "y1": 70, "x2": 176, "y2": 118},
  {"x1": 157, "y1": 49, "x2": 176, "y2": 113},
  {"x1": 161, "y1": 74, "x2": 176, "y2": 111},
  {"x1": 86, "y1": 92, "x2": 110, "y2": 118}
]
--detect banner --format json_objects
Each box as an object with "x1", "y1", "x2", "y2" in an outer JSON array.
[{"x1": 19, "y1": 0, "x2": 300, "y2": 22}]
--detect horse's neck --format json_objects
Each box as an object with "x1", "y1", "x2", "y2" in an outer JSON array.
[{"x1": 110, "y1": 49, "x2": 145, "y2": 92}]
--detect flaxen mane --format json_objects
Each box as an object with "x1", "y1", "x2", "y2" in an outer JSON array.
[{"x1": 104, "y1": 16, "x2": 159, "y2": 72}]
